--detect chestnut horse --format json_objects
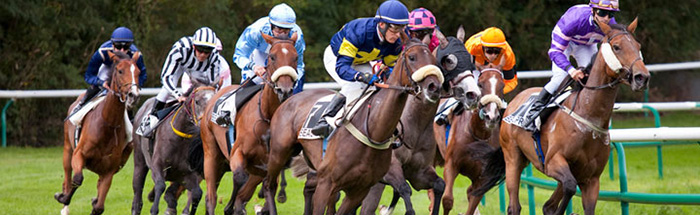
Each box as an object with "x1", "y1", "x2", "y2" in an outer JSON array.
[
  {"x1": 311, "y1": 38, "x2": 443, "y2": 215},
  {"x1": 200, "y1": 33, "x2": 299, "y2": 215},
  {"x1": 440, "y1": 68, "x2": 507, "y2": 215},
  {"x1": 359, "y1": 29, "x2": 481, "y2": 215},
  {"x1": 131, "y1": 84, "x2": 216, "y2": 215},
  {"x1": 55, "y1": 51, "x2": 141, "y2": 215},
  {"x1": 499, "y1": 19, "x2": 648, "y2": 215}
]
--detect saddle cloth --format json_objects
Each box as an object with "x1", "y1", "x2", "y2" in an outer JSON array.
[
  {"x1": 69, "y1": 94, "x2": 133, "y2": 143},
  {"x1": 210, "y1": 84, "x2": 264, "y2": 127},
  {"x1": 503, "y1": 90, "x2": 571, "y2": 130},
  {"x1": 298, "y1": 89, "x2": 377, "y2": 140}
]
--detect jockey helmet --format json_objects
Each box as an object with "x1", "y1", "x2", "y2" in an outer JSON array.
[
  {"x1": 375, "y1": 0, "x2": 409, "y2": 25},
  {"x1": 589, "y1": 0, "x2": 620, "y2": 12},
  {"x1": 192, "y1": 27, "x2": 217, "y2": 48},
  {"x1": 408, "y1": 8, "x2": 437, "y2": 31},
  {"x1": 269, "y1": 3, "x2": 296, "y2": 29},
  {"x1": 480, "y1": 27, "x2": 507, "y2": 49},
  {"x1": 111, "y1": 27, "x2": 134, "y2": 42},
  {"x1": 215, "y1": 37, "x2": 223, "y2": 51}
]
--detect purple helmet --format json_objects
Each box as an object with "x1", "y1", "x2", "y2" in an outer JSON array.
[{"x1": 590, "y1": 0, "x2": 620, "y2": 12}]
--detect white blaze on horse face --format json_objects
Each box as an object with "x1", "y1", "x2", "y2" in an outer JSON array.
[
  {"x1": 489, "y1": 76, "x2": 497, "y2": 96},
  {"x1": 456, "y1": 71, "x2": 481, "y2": 97},
  {"x1": 282, "y1": 47, "x2": 289, "y2": 55}
]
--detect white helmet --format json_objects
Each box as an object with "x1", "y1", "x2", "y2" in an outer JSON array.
[
  {"x1": 192, "y1": 27, "x2": 217, "y2": 48},
  {"x1": 269, "y1": 3, "x2": 296, "y2": 29}
]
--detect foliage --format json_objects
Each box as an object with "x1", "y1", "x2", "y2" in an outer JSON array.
[{"x1": 1, "y1": 0, "x2": 699, "y2": 146}]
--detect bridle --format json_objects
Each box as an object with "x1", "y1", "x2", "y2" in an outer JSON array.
[
  {"x1": 577, "y1": 30, "x2": 641, "y2": 90},
  {"x1": 263, "y1": 39, "x2": 298, "y2": 92},
  {"x1": 373, "y1": 42, "x2": 429, "y2": 95},
  {"x1": 109, "y1": 59, "x2": 139, "y2": 103},
  {"x1": 170, "y1": 86, "x2": 216, "y2": 138}
]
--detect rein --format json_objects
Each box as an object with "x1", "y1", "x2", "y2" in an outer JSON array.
[
  {"x1": 372, "y1": 42, "x2": 429, "y2": 95},
  {"x1": 171, "y1": 86, "x2": 216, "y2": 138}
]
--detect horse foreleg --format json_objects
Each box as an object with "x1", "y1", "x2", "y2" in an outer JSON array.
[
  {"x1": 149, "y1": 164, "x2": 167, "y2": 215},
  {"x1": 233, "y1": 174, "x2": 263, "y2": 215},
  {"x1": 303, "y1": 171, "x2": 318, "y2": 215},
  {"x1": 278, "y1": 169, "x2": 288, "y2": 203},
  {"x1": 543, "y1": 155, "x2": 576, "y2": 215},
  {"x1": 184, "y1": 174, "x2": 204, "y2": 215},
  {"x1": 503, "y1": 147, "x2": 527, "y2": 215},
  {"x1": 55, "y1": 142, "x2": 75, "y2": 206},
  {"x1": 311, "y1": 175, "x2": 334, "y2": 215},
  {"x1": 337, "y1": 188, "x2": 372, "y2": 215},
  {"x1": 542, "y1": 184, "x2": 564, "y2": 214},
  {"x1": 264, "y1": 144, "x2": 294, "y2": 215},
  {"x1": 579, "y1": 177, "x2": 600, "y2": 215},
  {"x1": 91, "y1": 172, "x2": 114, "y2": 215},
  {"x1": 359, "y1": 183, "x2": 385, "y2": 215},
  {"x1": 225, "y1": 149, "x2": 247, "y2": 215},
  {"x1": 163, "y1": 182, "x2": 182, "y2": 215},
  {"x1": 131, "y1": 143, "x2": 149, "y2": 215},
  {"x1": 465, "y1": 185, "x2": 483, "y2": 215},
  {"x1": 441, "y1": 159, "x2": 459, "y2": 215}
]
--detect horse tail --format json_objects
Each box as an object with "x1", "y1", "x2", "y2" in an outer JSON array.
[
  {"x1": 289, "y1": 153, "x2": 310, "y2": 179},
  {"x1": 187, "y1": 136, "x2": 205, "y2": 175},
  {"x1": 469, "y1": 141, "x2": 506, "y2": 196}
]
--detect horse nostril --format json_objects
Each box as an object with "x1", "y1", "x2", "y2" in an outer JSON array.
[
  {"x1": 466, "y1": 92, "x2": 477, "y2": 100},
  {"x1": 634, "y1": 74, "x2": 647, "y2": 83},
  {"x1": 428, "y1": 82, "x2": 438, "y2": 93}
]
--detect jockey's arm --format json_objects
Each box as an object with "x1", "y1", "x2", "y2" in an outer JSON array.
[
  {"x1": 232, "y1": 26, "x2": 262, "y2": 72},
  {"x1": 135, "y1": 53, "x2": 147, "y2": 87},
  {"x1": 294, "y1": 33, "x2": 306, "y2": 91},
  {"x1": 85, "y1": 51, "x2": 106, "y2": 87},
  {"x1": 161, "y1": 46, "x2": 185, "y2": 98}
]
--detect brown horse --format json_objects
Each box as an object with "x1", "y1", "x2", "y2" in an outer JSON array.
[
  {"x1": 499, "y1": 19, "x2": 648, "y2": 215},
  {"x1": 55, "y1": 51, "x2": 141, "y2": 215},
  {"x1": 440, "y1": 68, "x2": 507, "y2": 215},
  {"x1": 200, "y1": 32, "x2": 299, "y2": 215},
  {"x1": 310, "y1": 38, "x2": 443, "y2": 215},
  {"x1": 131, "y1": 84, "x2": 216, "y2": 215},
  {"x1": 359, "y1": 29, "x2": 482, "y2": 215}
]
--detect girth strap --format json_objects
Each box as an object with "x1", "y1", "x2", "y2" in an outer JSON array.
[{"x1": 343, "y1": 121, "x2": 395, "y2": 150}]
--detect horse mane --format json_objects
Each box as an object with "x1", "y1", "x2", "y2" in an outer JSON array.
[{"x1": 572, "y1": 23, "x2": 630, "y2": 92}]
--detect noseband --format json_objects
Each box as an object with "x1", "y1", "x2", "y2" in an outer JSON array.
[
  {"x1": 373, "y1": 42, "x2": 430, "y2": 95},
  {"x1": 579, "y1": 31, "x2": 641, "y2": 90},
  {"x1": 109, "y1": 62, "x2": 139, "y2": 103}
]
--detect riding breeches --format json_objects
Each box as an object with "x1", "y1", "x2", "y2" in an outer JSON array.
[
  {"x1": 323, "y1": 45, "x2": 372, "y2": 103},
  {"x1": 544, "y1": 42, "x2": 598, "y2": 94}
]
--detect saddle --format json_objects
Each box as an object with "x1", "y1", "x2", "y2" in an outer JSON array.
[
  {"x1": 298, "y1": 89, "x2": 376, "y2": 140},
  {"x1": 503, "y1": 90, "x2": 572, "y2": 131},
  {"x1": 210, "y1": 84, "x2": 264, "y2": 127},
  {"x1": 70, "y1": 92, "x2": 134, "y2": 147}
]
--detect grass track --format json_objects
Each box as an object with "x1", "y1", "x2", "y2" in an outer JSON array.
[{"x1": 1, "y1": 112, "x2": 699, "y2": 214}]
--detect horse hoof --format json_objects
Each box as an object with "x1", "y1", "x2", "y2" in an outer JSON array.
[
  {"x1": 61, "y1": 205, "x2": 70, "y2": 215},
  {"x1": 277, "y1": 193, "x2": 287, "y2": 203},
  {"x1": 164, "y1": 208, "x2": 176, "y2": 215},
  {"x1": 54, "y1": 192, "x2": 66, "y2": 204},
  {"x1": 379, "y1": 205, "x2": 394, "y2": 215},
  {"x1": 90, "y1": 208, "x2": 104, "y2": 215},
  {"x1": 91, "y1": 198, "x2": 98, "y2": 207}
]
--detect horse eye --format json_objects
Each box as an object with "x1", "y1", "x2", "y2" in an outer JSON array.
[
  {"x1": 443, "y1": 54, "x2": 458, "y2": 71},
  {"x1": 613, "y1": 45, "x2": 621, "y2": 51},
  {"x1": 408, "y1": 54, "x2": 416, "y2": 61},
  {"x1": 270, "y1": 55, "x2": 276, "y2": 61},
  {"x1": 118, "y1": 69, "x2": 123, "y2": 74}
]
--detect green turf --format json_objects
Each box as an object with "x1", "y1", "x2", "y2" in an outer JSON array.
[{"x1": 1, "y1": 112, "x2": 698, "y2": 214}]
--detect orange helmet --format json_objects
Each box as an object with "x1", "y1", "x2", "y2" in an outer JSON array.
[{"x1": 480, "y1": 27, "x2": 507, "y2": 49}]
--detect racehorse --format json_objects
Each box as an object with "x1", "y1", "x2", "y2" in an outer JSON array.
[
  {"x1": 499, "y1": 19, "x2": 648, "y2": 215},
  {"x1": 359, "y1": 29, "x2": 481, "y2": 215},
  {"x1": 200, "y1": 32, "x2": 299, "y2": 215},
  {"x1": 55, "y1": 51, "x2": 141, "y2": 215},
  {"x1": 311, "y1": 37, "x2": 444, "y2": 215},
  {"x1": 131, "y1": 83, "x2": 216, "y2": 215},
  {"x1": 441, "y1": 68, "x2": 507, "y2": 215}
]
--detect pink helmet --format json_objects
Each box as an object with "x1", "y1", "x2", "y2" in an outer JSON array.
[
  {"x1": 590, "y1": 0, "x2": 620, "y2": 12},
  {"x1": 408, "y1": 8, "x2": 436, "y2": 31}
]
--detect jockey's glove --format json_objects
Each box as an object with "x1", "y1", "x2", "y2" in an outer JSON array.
[{"x1": 354, "y1": 72, "x2": 378, "y2": 85}]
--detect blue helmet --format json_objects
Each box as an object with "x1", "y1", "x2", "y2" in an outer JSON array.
[
  {"x1": 375, "y1": 0, "x2": 409, "y2": 25},
  {"x1": 269, "y1": 3, "x2": 296, "y2": 29},
  {"x1": 111, "y1": 27, "x2": 134, "y2": 42},
  {"x1": 192, "y1": 27, "x2": 217, "y2": 48}
]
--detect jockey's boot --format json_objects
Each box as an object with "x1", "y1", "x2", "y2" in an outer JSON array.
[
  {"x1": 70, "y1": 86, "x2": 101, "y2": 116},
  {"x1": 310, "y1": 94, "x2": 346, "y2": 137},
  {"x1": 137, "y1": 100, "x2": 165, "y2": 136},
  {"x1": 435, "y1": 113, "x2": 449, "y2": 126},
  {"x1": 215, "y1": 110, "x2": 233, "y2": 126},
  {"x1": 522, "y1": 89, "x2": 552, "y2": 132}
]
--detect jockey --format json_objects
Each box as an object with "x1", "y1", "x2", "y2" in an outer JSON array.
[
  {"x1": 407, "y1": 7, "x2": 439, "y2": 52},
  {"x1": 182, "y1": 38, "x2": 231, "y2": 90},
  {"x1": 311, "y1": 0, "x2": 409, "y2": 137},
  {"x1": 71, "y1": 27, "x2": 147, "y2": 115},
  {"x1": 136, "y1": 27, "x2": 222, "y2": 136},
  {"x1": 233, "y1": 3, "x2": 305, "y2": 94},
  {"x1": 465, "y1": 27, "x2": 517, "y2": 93},
  {"x1": 522, "y1": 0, "x2": 619, "y2": 131}
]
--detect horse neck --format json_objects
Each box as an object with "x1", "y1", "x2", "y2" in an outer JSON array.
[
  {"x1": 469, "y1": 109, "x2": 491, "y2": 140},
  {"x1": 363, "y1": 64, "x2": 410, "y2": 141},
  {"x1": 259, "y1": 84, "x2": 280, "y2": 121},
  {"x1": 566, "y1": 57, "x2": 620, "y2": 127},
  {"x1": 101, "y1": 91, "x2": 126, "y2": 127},
  {"x1": 402, "y1": 96, "x2": 439, "y2": 136}
]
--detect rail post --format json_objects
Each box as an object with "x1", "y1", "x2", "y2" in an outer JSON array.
[{"x1": 2, "y1": 99, "x2": 14, "y2": 148}]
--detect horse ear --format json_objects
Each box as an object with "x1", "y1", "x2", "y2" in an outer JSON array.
[
  {"x1": 261, "y1": 31, "x2": 275, "y2": 45},
  {"x1": 596, "y1": 18, "x2": 612, "y2": 35},
  {"x1": 108, "y1": 51, "x2": 118, "y2": 62},
  {"x1": 457, "y1": 25, "x2": 466, "y2": 42},
  {"x1": 131, "y1": 51, "x2": 140, "y2": 63},
  {"x1": 435, "y1": 29, "x2": 448, "y2": 49},
  {"x1": 290, "y1": 32, "x2": 298, "y2": 44},
  {"x1": 627, "y1": 17, "x2": 638, "y2": 33},
  {"x1": 421, "y1": 34, "x2": 431, "y2": 45}
]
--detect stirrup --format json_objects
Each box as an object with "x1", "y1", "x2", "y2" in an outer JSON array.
[
  {"x1": 136, "y1": 115, "x2": 159, "y2": 136},
  {"x1": 435, "y1": 115, "x2": 448, "y2": 126},
  {"x1": 310, "y1": 121, "x2": 331, "y2": 137},
  {"x1": 215, "y1": 111, "x2": 231, "y2": 126}
]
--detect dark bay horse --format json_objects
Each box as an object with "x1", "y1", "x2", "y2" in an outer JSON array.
[
  {"x1": 131, "y1": 84, "x2": 216, "y2": 215},
  {"x1": 500, "y1": 19, "x2": 648, "y2": 215},
  {"x1": 359, "y1": 29, "x2": 481, "y2": 215},
  {"x1": 200, "y1": 32, "x2": 299, "y2": 215},
  {"x1": 311, "y1": 38, "x2": 444, "y2": 215},
  {"x1": 441, "y1": 68, "x2": 507, "y2": 215},
  {"x1": 55, "y1": 51, "x2": 141, "y2": 215}
]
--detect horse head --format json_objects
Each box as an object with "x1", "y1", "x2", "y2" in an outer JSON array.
[
  {"x1": 476, "y1": 68, "x2": 506, "y2": 129},
  {"x1": 261, "y1": 32, "x2": 299, "y2": 102},
  {"x1": 596, "y1": 17, "x2": 649, "y2": 91},
  {"x1": 107, "y1": 51, "x2": 141, "y2": 108},
  {"x1": 435, "y1": 27, "x2": 480, "y2": 109},
  {"x1": 392, "y1": 35, "x2": 443, "y2": 103},
  {"x1": 182, "y1": 80, "x2": 217, "y2": 127}
]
